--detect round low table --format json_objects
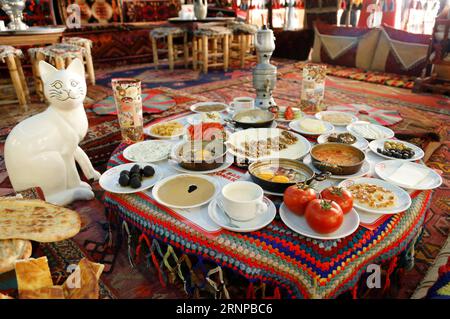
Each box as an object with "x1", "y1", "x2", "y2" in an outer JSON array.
[{"x1": 104, "y1": 142, "x2": 432, "y2": 299}]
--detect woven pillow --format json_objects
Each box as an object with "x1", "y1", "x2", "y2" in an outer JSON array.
[
  {"x1": 311, "y1": 22, "x2": 380, "y2": 70},
  {"x1": 370, "y1": 25, "x2": 431, "y2": 76}
]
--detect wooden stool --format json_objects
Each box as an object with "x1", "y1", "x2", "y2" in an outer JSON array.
[
  {"x1": 192, "y1": 26, "x2": 232, "y2": 74},
  {"x1": 0, "y1": 45, "x2": 29, "y2": 112},
  {"x1": 28, "y1": 44, "x2": 85, "y2": 102},
  {"x1": 62, "y1": 37, "x2": 96, "y2": 85},
  {"x1": 149, "y1": 27, "x2": 189, "y2": 71},
  {"x1": 229, "y1": 22, "x2": 257, "y2": 68}
]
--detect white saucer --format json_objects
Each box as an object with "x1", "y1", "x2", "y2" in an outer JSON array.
[
  {"x1": 144, "y1": 121, "x2": 185, "y2": 140},
  {"x1": 190, "y1": 102, "x2": 228, "y2": 113},
  {"x1": 317, "y1": 132, "x2": 369, "y2": 150},
  {"x1": 274, "y1": 106, "x2": 304, "y2": 123},
  {"x1": 279, "y1": 203, "x2": 360, "y2": 240},
  {"x1": 369, "y1": 138, "x2": 424, "y2": 162},
  {"x1": 347, "y1": 121, "x2": 394, "y2": 140},
  {"x1": 123, "y1": 140, "x2": 174, "y2": 163},
  {"x1": 208, "y1": 197, "x2": 276, "y2": 232},
  {"x1": 99, "y1": 163, "x2": 162, "y2": 194},
  {"x1": 303, "y1": 154, "x2": 371, "y2": 180},
  {"x1": 375, "y1": 160, "x2": 442, "y2": 190},
  {"x1": 289, "y1": 116, "x2": 335, "y2": 136},
  {"x1": 338, "y1": 177, "x2": 412, "y2": 215},
  {"x1": 168, "y1": 153, "x2": 234, "y2": 174},
  {"x1": 315, "y1": 111, "x2": 358, "y2": 126}
]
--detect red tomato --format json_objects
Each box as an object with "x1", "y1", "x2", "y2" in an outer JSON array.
[
  {"x1": 283, "y1": 184, "x2": 317, "y2": 216},
  {"x1": 320, "y1": 186, "x2": 353, "y2": 214},
  {"x1": 305, "y1": 199, "x2": 344, "y2": 234},
  {"x1": 284, "y1": 106, "x2": 294, "y2": 120}
]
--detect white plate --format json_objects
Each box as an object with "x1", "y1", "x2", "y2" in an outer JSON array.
[
  {"x1": 317, "y1": 132, "x2": 369, "y2": 150},
  {"x1": 123, "y1": 140, "x2": 174, "y2": 163},
  {"x1": 226, "y1": 128, "x2": 311, "y2": 162},
  {"x1": 289, "y1": 116, "x2": 335, "y2": 136},
  {"x1": 303, "y1": 155, "x2": 371, "y2": 180},
  {"x1": 152, "y1": 174, "x2": 220, "y2": 209},
  {"x1": 375, "y1": 160, "x2": 442, "y2": 190},
  {"x1": 208, "y1": 197, "x2": 276, "y2": 232},
  {"x1": 186, "y1": 114, "x2": 224, "y2": 126},
  {"x1": 275, "y1": 107, "x2": 304, "y2": 123},
  {"x1": 338, "y1": 177, "x2": 412, "y2": 215},
  {"x1": 369, "y1": 139, "x2": 424, "y2": 162},
  {"x1": 347, "y1": 121, "x2": 394, "y2": 140},
  {"x1": 279, "y1": 203, "x2": 360, "y2": 240},
  {"x1": 168, "y1": 153, "x2": 234, "y2": 174},
  {"x1": 190, "y1": 102, "x2": 228, "y2": 113},
  {"x1": 144, "y1": 120, "x2": 185, "y2": 140},
  {"x1": 315, "y1": 111, "x2": 358, "y2": 126},
  {"x1": 99, "y1": 163, "x2": 162, "y2": 194}
]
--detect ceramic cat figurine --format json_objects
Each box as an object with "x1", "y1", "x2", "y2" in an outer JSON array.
[{"x1": 5, "y1": 58, "x2": 101, "y2": 206}]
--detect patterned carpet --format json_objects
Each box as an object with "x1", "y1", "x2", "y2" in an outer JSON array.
[{"x1": 0, "y1": 58, "x2": 449, "y2": 299}]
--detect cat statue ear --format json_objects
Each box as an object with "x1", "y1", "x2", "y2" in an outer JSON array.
[{"x1": 4, "y1": 58, "x2": 101, "y2": 206}]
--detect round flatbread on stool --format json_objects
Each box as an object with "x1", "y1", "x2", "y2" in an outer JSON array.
[
  {"x1": 0, "y1": 199, "x2": 81, "y2": 242},
  {"x1": 0, "y1": 239, "x2": 32, "y2": 274}
]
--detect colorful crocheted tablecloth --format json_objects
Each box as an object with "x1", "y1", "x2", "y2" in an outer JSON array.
[{"x1": 104, "y1": 144, "x2": 433, "y2": 299}]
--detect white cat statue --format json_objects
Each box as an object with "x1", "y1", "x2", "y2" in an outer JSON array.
[{"x1": 4, "y1": 58, "x2": 101, "y2": 206}]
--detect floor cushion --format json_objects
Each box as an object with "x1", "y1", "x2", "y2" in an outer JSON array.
[
  {"x1": 311, "y1": 22, "x2": 380, "y2": 70},
  {"x1": 370, "y1": 25, "x2": 431, "y2": 77}
]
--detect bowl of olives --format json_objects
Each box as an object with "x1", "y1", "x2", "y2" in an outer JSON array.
[
  {"x1": 99, "y1": 163, "x2": 161, "y2": 194},
  {"x1": 369, "y1": 139, "x2": 424, "y2": 161}
]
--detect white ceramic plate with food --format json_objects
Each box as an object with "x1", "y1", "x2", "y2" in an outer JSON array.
[
  {"x1": 375, "y1": 160, "x2": 442, "y2": 190},
  {"x1": 186, "y1": 113, "x2": 224, "y2": 126},
  {"x1": 123, "y1": 140, "x2": 174, "y2": 163},
  {"x1": 226, "y1": 128, "x2": 311, "y2": 162},
  {"x1": 303, "y1": 155, "x2": 371, "y2": 180},
  {"x1": 279, "y1": 203, "x2": 360, "y2": 240},
  {"x1": 369, "y1": 139, "x2": 424, "y2": 162},
  {"x1": 317, "y1": 132, "x2": 369, "y2": 150},
  {"x1": 274, "y1": 107, "x2": 303, "y2": 123},
  {"x1": 152, "y1": 174, "x2": 220, "y2": 209},
  {"x1": 99, "y1": 163, "x2": 162, "y2": 194},
  {"x1": 190, "y1": 102, "x2": 228, "y2": 113},
  {"x1": 168, "y1": 153, "x2": 234, "y2": 174},
  {"x1": 289, "y1": 116, "x2": 335, "y2": 136},
  {"x1": 338, "y1": 177, "x2": 412, "y2": 215},
  {"x1": 208, "y1": 197, "x2": 276, "y2": 233},
  {"x1": 144, "y1": 120, "x2": 185, "y2": 139},
  {"x1": 346, "y1": 121, "x2": 394, "y2": 140},
  {"x1": 315, "y1": 111, "x2": 358, "y2": 126}
]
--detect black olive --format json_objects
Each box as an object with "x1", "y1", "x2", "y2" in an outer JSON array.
[
  {"x1": 118, "y1": 174, "x2": 130, "y2": 187},
  {"x1": 402, "y1": 153, "x2": 409, "y2": 159},
  {"x1": 120, "y1": 170, "x2": 130, "y2": 176},
  {"x1": 130, "y1": 176, "x2": 142, "y2": 189},
  {"x1": 142, "y1": 166, "x2": 155, "y2": 177},
  {"x1": 377, "y1": 148, "x2": 382, "y2": 153},
  {"x1": 130, "y1": 172, "x2": 142, "y2": 181},
  {"x1": 130, "y1": 164, "x2": 141, "y2": 174}
]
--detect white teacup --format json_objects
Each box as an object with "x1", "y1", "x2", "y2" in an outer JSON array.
[
  {"x1": 219, "y1": 181, "x2": 267, "y2": 222},
  {"x1": 229, "y1": 97, "x2": 255, "y2": 113}
]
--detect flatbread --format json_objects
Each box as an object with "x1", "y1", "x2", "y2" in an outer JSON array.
[
  {"x1": 15, "y1": 257, "x2": 53, "y2": 295},
  {"x1": 63, "y1": 258, "x2": 103, "y2": 299},
  {"x1": 20, "y1": 286, "x2": 65, "y2": 299},
  {"x1": 0, "y1": 199, "x2": 81, "y2": 242},
  {"x1": 0, "y1": 239, "x2": 32, "y2": 274}
]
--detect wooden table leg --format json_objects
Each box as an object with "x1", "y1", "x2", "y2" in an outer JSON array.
[
  {"x1": 223, "y1": 35, "x2": 229, "y2": 72},
  {"x1": 202, "y1": 35, "x2": 208, "y2": 74},
  {"x1": 168, "y1": 33, "x2": 174, "y2": 71},
  {"x1": 35, "y1": 51, "x2": 45, "y2": 102},
  {"x1": 183, "y1": 32, "x2": 189, "y2": 68},
  {"x1": 212, "y1": 37, "x2": 218, "y2": 65},
  {"x1": 55, "y1": 56, "x2": 65, "y2": 70},
  {"x1": 240, "y1": 35, "x2": 246, "y2": 68},
  {"x1": 5, "y1": 55, "x2": 27, "y2": 112},
  {"x1": 192, "y1": 37, "x2": 198, "y2": 71},
  {"x1": 151, "y1": 36, "x2": 159, "y2": 70}
]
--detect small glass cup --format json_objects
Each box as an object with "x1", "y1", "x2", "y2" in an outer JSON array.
[
  {"x1": 111, "y1": 78, "x2": 144, "y2": 143},
  {"x1": 300, "y1": 64, "x2": 327, "y2": 112}
]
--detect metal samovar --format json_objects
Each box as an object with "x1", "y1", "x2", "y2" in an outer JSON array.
[
  {"x1": 0, "y1": 0, "x2": 28, "y2": 30},
  {"x1": 253, "y1": 26, "x2": 277, "y2": 110}
]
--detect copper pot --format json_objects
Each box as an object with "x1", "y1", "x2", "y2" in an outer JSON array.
[{"x1": 310, "y1": 143, "x2": 365, "y2": 176}]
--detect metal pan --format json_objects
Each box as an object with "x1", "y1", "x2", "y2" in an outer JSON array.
[{"x1": 229, "y1": 109, "x2": 275, "y2": 129}]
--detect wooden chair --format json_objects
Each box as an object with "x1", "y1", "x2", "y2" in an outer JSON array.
[
  {"x1": 192, "y1": 26, "x2": 232, "y2": 74},
  {"x1": 28, "y1": 44, "x2": 85, "y2": 102},
  {"x1": 62, "y1": 37, "x2": 96, "y2": 85},
  {"x1": 229, "y1": 22, "x2": 257, "y2": 68},
  {"x1": 149, "y1": 27, "x2": 189, "y2": 71},
  {"x1": 0, "y1": 45, "x2": 29, "y2": 112}
]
